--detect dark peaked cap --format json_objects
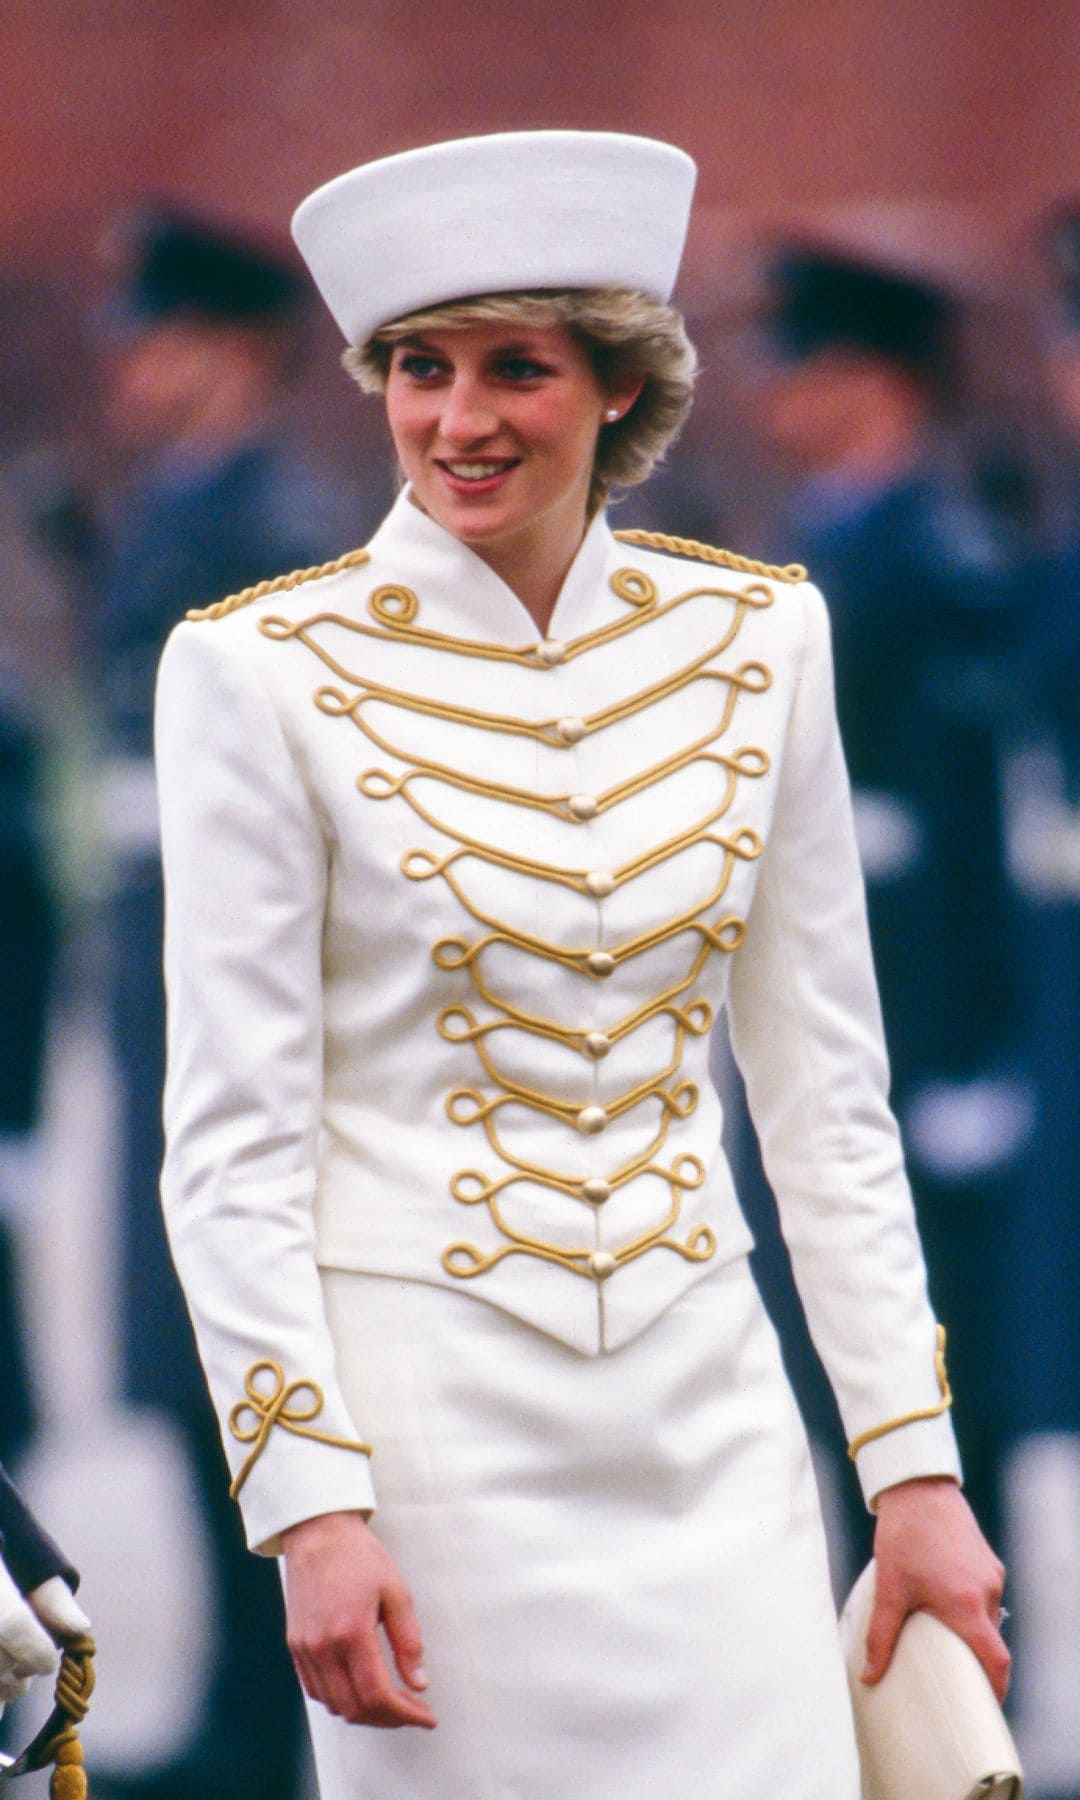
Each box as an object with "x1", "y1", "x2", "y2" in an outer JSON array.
[
  {"x1": 112, "y1": 204, "x2": 307, "y2": 326},
  {"x1": 765, "y1": 246, "x2": 953, "y2": 375}
]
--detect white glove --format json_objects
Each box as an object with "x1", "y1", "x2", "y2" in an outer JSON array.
[
  {"x1": 0, "y1": 1558, "x2": 91, "y2": 1712},
  {"x1": 0, "y1": 1555, "x2": 55, "y2": 1706}
]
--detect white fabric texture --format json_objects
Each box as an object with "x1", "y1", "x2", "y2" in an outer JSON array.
[
  {"x1": 155, "y1": 491, "x2": 960, "y2": 1564},
  {"x1": 303, "y1": 1261, "x2": 862, "y2": 1800},
  {"x1": 290, "y1": 131, "x2": 696, "y2": 345}
]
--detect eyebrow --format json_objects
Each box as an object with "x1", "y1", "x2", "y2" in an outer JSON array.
[{"x1": 394, "y1": 333, "x2": 553, "y2": 358}]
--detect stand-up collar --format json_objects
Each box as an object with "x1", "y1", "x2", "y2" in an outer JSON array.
[{"x1": 363, "y1": 487, "x2": 618, "y2": 646}]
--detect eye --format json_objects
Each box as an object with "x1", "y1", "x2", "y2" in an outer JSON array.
[
  {"x1": 395, "y1": 351, "x2": 445, "y2": 380},
  {"x1": 497, "y1": 356, "x2": 551, "y2": 382}
]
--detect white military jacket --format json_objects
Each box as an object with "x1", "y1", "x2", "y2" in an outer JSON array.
[{"x1": 156, "y1": 488, "x2": 961, "y2": 1552}]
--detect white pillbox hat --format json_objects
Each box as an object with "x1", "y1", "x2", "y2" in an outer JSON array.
[{"x1": 291, "y1": 130, "x2": 697, "y2": 347}]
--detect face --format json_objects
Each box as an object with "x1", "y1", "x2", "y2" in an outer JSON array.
[
  {"x1": 383, "y1": 320, "x2": 623, "y2": 566},
  {"x1": 103, "y1": 319, "x2": 227, "y2": 451}
]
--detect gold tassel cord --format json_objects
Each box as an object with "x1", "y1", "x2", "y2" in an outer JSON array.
[{"x1": 1, "y1": 1633, "x2": 96, "y2": 1798}]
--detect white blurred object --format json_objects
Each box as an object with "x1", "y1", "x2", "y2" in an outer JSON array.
[
  {"x1": 98, "y1": 756, "x2": 160, "y2": 861},
  {"x1": 1005, "y1": 746, "x2": 1080, "y2": 901},
  {"x1": 18, "y1": 1411, "x2": 214, "y2": 1772},
  {"x1": 10, "y1": 1010, "x2": 216, "y2": 1773},
  {"x1": 27, "y1": 1574, "x2": 91, "y2": 1642},
  {"x1": 904, "y1": 1078, "x2": 1036, "y2": 1181},
  {"x1": 0, "y1": 1137, "x2": 42, "y2": 1223},
  {"x1": 1005, "y1": 1433, "x2": 1080, "y2": 1794},
  {"x1": 851, "y1": 788, "x2": 925, "y2": 883}
]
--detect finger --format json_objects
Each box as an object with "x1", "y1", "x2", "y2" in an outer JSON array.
[
  {"x1": 348, "y1": 1629, "x2": 438, "y2": 1729},
  {"x1": 861, "y1": 1585, "x2": 907, "y2": 1685},
  {"x1": 295, "y1": 1626, "x2": 437, "y2": 1728},
  {"x1": 381, "y1": 1581, "x2": 428, "y2": 1691},
  {"x1": 946, "y1": 1610, "x2": 1013, "y2": 1704}
]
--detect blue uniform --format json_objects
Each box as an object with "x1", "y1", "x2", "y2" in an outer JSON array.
[{"x1": 94, "y1": 435, "x2": 388, "y2": 1797}]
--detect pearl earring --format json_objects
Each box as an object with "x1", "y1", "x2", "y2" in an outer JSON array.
[{"x1": 605, "y1": 408, "x2": 620, "y2": 422}]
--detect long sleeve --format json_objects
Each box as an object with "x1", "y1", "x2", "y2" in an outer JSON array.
[
  {"x1": 155, "y1": 621, "x2": 376, "y2": 1553},
  {"x1": 727, "y1": 583, "x2": 961, "y2": 1506}
]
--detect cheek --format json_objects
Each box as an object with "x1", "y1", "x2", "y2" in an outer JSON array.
[{"x1": 384, "y1": 396, "x2": 425, "y2": 468}]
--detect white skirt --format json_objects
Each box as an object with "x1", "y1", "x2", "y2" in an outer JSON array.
[{"x1": 304, "y1": 1258, "x2": 860, "y2": 1799}]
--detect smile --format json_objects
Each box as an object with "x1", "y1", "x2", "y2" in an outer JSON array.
[{"x1": 437, "y1": 459, "x2": 519, "y2": 485}]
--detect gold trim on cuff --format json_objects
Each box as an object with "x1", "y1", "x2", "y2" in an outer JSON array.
[
  {"x1": 847, "y1": 1324, "x2": 953, "y2": 1461},
  {"x1": 227, "y1": 1358, "x2": 372, "y2": 1499}
]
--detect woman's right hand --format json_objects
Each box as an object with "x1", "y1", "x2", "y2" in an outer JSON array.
[{"x1": 281, "y1": 1511, "x2": 437, "y2": 1729}]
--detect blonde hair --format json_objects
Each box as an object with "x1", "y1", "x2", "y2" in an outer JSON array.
[{"x1": 341, "y1": 288, "x2": 697, "y2": 513}]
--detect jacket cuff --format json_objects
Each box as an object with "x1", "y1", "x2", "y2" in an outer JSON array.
[
  {"x1": 854, "y1": 1411, "x2": 963, "y2": 1511},
  {"x1": 242, "y1": 1438, "x2": 378, "y2": 1557}
]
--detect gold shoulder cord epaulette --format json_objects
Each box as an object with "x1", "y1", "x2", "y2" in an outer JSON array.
[
  {"x1": 613, "y1": 527, "x2": 807, "y2": 586},
  {"x1": 846, "y1": 1324, "x2": 954, "y2": 1461},
  {"x1": 186, "y1": 547, "x2": 371, "y2": 622}
]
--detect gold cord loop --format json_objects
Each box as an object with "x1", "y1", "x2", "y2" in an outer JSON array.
[
  {"x1": 847, "y1": 1325, "x2": 954, "y2": 1460},
  {"x1": 227, "y1": 1358, "x2": 372, "y2": 1498}
]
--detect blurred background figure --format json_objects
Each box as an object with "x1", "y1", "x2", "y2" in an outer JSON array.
[
  {"x1": 729, "y1": 241, "x2": 1036, "y2": 1569},
  {"x1": 86, "y1": 206, "x2": 376, "y2": 1800},
  {"x1": 717, "y1": 234, "x2": 1079, "y2": 1800},
  {"x1": 0, "y1": 606, "x2": 59, "y2": 1474},
  {"x1": 995, "y1": 200, "x2": 1080, "y2": 1800}
]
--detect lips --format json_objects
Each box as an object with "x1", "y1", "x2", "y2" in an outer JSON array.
[{"x1": 435, "y1": 458, "x2": 520, "y2": 495}]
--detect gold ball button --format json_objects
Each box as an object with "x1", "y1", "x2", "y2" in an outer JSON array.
[
  {"x1": 587, "y1": 950, "x2": 615, "y2": 978},
  {"x1": 588, "y1": 1250, "x2": 617, "y2": 1280},
  {"x1": 584, "y1": 871, "x2": 615, "y2": 898},
  {"x1": 582, "y1": 1176, "x2": 612, "y2": 1204},
  {"x1": 556, "y1": 717, "x2": 587, "y2": 745},
  {"x1": 568, "y1": 794, "x2": 598, "y2": 822},
  {"x1": 536, "y1": 638, "x2": 566, "y2": 666},
  {"x1": 577, "y1": 1104, "x2": 608, "y2": 1135},
  {"x1": 584, "y1": 1031, "x2": 612, "y2": 1060}
]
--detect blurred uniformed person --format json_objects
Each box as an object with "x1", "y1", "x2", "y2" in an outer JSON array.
[
  {"x1": 93, "y1": 205, "x2": 383, "y2": 1799},
  {"x1": 0, "y1": 669, "x2": 57, "y2": 1469},
  {"x1": 740, "y1": 243, "x2": 1033, "y2": 1564},
  {"x1": 997, "y1": 202, "x2": 1080, "y2": 1798}
]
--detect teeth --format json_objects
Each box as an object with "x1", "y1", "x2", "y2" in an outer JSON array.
[{"x1": 445, "y1": 462, "x2": 505, "y2": 479}]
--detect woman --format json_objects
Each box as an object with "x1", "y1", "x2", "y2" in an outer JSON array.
[{"x1": 155, "y1": 131, "x2": 1008, "y2": 1797}]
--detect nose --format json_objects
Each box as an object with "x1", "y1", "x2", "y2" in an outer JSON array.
[{"x1": 437, "y1": 374, "x2": 498, "y2": 446}]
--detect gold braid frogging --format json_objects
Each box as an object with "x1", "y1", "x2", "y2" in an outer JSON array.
[
  {"x1": 227, "y1": 1358, "x2": 372, "y2": 1498},
  {"x1": 265, "y1": 553, "x2": 775, "y2": 1283}
]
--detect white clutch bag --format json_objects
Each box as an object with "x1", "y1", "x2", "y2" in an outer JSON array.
[{"x1": 839, "y1": 1562, "x2": 1023, "y2": 1800}]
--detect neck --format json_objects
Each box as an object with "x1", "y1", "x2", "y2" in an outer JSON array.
[
  {"x1": 409, "y1": 491, "x2": 593, "y2": 635},
  {"x1": 473, "y1": 532, "x2": 583, "y2": 635}
]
